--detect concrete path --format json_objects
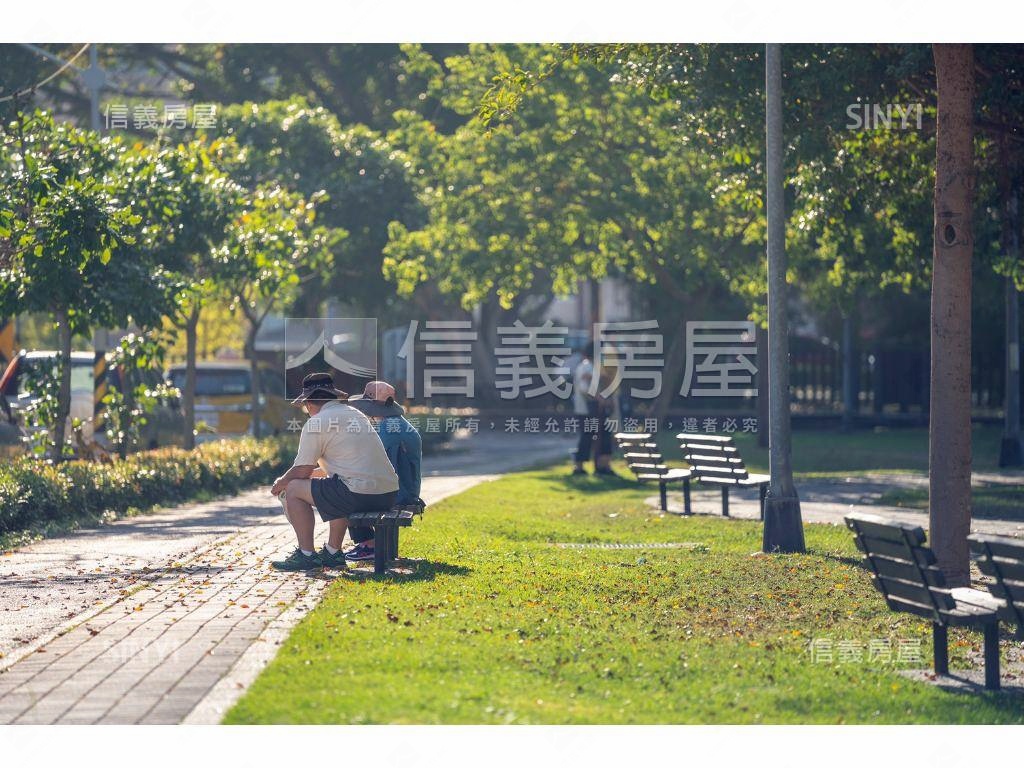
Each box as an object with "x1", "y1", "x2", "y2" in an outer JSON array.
[
  {"x1": 0, "y1": 431, "x2": 575, "y2": 724},
  {"x1": 644, "y1": 472, "x2": 1024, "y2": 537}
]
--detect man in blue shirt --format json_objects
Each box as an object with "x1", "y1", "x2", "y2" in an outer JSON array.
[{"x1": 344, "y1": 380, "x2": 422, "y2": 561}]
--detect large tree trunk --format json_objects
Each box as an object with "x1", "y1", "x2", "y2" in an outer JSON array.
[
  {"x1": 52, "y1": 306, "x2": 73, "y2": 461},
  {"x1": 762, "y1": 43, "x2": 804, "y2": 554},
  {"x1": 183, "y1": 307, "x2": 200, "y2": 450},
  {"x1": 929, "y1": 44, "x2": 975, "y2": 586}
]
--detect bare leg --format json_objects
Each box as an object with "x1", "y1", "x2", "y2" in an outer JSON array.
[
  {"x1": 328, "y1": 518, "x2": 349, "y2": 550},
  {"x1": 282, "y1": 479, "x2": 316, "y2": 552},
  {"x1": 278, "y1": 491, "x2": 292, "y2": 525}
]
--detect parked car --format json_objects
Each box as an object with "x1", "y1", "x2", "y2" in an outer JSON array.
[
  {"x1": 0, "y1": 392, "x2": 23, "y2": 458},
  {"x1": 165, "y1": 362, "x2": 290, "y2": 441},
  {"x1": 0, "y1": 351, "x2": 97, "y2": 444},
  {"x1": 0, "y1": 350, "x2": 185, "y2": 453}
]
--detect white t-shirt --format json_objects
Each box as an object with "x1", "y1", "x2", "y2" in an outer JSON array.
[
  {"x1": 293, "y1": 401, "x2": 400, "y2": 495},
  {"x1": 572, "y1": 358, "x2": 594, "y2": 414}
]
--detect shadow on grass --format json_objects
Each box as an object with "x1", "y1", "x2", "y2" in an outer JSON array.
[
  {"x1": 813, "y1": 549, "x2": 867, "y2": 569},
  {"x1": 328, "y1": 559, "x2": 472, "y2": 584}
]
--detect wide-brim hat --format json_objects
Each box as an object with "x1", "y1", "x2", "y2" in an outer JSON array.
[{"x1": 291, "y1": 372, "x2": 349, "y2": 405}]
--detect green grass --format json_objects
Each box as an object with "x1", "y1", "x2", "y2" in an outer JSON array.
[
  {"x1": 225, "y1": 464, "x2": 1024, "y2": 724},
  {"x1": 656, "y1": 424, "x2": 1010, "y2": 478}
]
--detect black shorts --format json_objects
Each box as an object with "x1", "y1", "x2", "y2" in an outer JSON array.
[{"x1": 310, "y1": 474, "x2": 398, "y2": 522}]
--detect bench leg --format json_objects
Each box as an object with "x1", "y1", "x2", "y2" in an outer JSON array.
[
  {"x1": 933, "y1": 624, "x2": 949, "y2": 675},
  {"x1": 389, "y1": 526, "x2": 400, "y2": 561},
  {"x1": 721, "y1": 486, "x2": 729, "y2": 517},
  {"x1": 759, "y1": 484, "x2": 766, "y2": 520},
  {"x1": 683, "y1": 478, "x2": 692, "y2": 515},
  {"x1": 984, "y1": 622, "x2": 1001, "y2": 691},
  {"x1": 373, "y1": 526, "x2": 388, "y2": 575},
  {"x1": 658, "y1": 481, "x2": 667, "y2": 512}
]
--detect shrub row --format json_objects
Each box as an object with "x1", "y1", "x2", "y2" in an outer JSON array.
[{"x1": 0, "y1": 437, "x2": 294, "y2": 535}]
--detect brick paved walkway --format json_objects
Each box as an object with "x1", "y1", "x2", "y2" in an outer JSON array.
[{"x1": 0, "y1": 432, "x2": 575, "y2": 724}]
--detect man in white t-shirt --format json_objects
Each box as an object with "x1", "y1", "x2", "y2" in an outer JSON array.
[
  {"x1": 571, "y1": 341, "x2": 597, "y2": 475},
  {"x1": 269, "y1": 372, "x2": 399, "y2": 571}
]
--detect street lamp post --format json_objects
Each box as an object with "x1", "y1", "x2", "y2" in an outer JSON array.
[{"x1": 762, "y1": 43, "x2": 805, "y2": 554}]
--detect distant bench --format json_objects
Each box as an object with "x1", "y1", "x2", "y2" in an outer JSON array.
[
  {"x1": 347, "y1": 500, "x2": 426, "y2": 575},
  {"x1": 615, "y1": 432, "x2": 767, "y2": 518},
  {"x1": 614, "y1": 432, "x2": 693, "y2": 512},
  {"x1": 676, "y1": 434, "x2": 769, "y2": 519}
]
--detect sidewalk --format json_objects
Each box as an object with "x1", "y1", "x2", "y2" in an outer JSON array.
[
  {"x1": 643, "y1": 472, "x2": 1024, "y2": 537},
  {"x1": 0, "y1": 431, "x2": 574, "y2": 724}
]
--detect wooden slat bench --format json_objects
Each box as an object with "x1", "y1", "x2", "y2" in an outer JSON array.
[
  {"x1": 846, "y1": 512, "x2": 1002, "y2": 690},
  {"x1": 676, "y1": 434, "x2": 769, "y2": 518},
  {"x1": 968, "y1": 532, "x2": 1024, "y2": 641},
  {"x1": 347, "y1": 500, "x2": 426, "y2": 575},
  {"x1": 614, "y1": 432, "x2": 693, "y2": 512}
]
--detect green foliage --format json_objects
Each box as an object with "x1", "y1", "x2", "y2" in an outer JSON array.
[
  {"x1": 0, "y1": 111, "x2": 177, "y2": 333},
  {"x1": 15, "y1": 353, "x2": 63, "y2": 458},
  {"x1": 221, "y1": 184, "x2": 337, "y2": 330},
  {"x1": 102, "y1": 331, "x2": 179, "y2": 459},
  {"x1": 213, "y1": 98, "x2": 419, "y2": 313},
  {"x1": 386, "y1": 45, "x2": 760, "y2": 315},
  {"x1": 0, "y1": 435, "x2": 293, "y2": 537},
  {"x1": 0, "y1": 110, "x2": 185, "y2": 456}
]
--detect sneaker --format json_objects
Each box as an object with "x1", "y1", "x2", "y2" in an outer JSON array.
[
  {"x1": 571, "y1": 467, "x2": 588, "y2": 476},
  {"x1": 271, "y1": 548, "x2": 322, "y2": 572},
  {"x1": 594, "y1": 467, "x2": 623, "y2": 479},
  {"x1": 319, "y1": 546, "x2": 348, "y2": 569},
  {"x1": 344, "y1": 543, "x2": 377, "y2": 562}
]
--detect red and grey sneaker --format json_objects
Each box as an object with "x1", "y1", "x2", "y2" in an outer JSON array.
[{"x1": 344, "y1": 543, "x2": 376, "y2": 562}]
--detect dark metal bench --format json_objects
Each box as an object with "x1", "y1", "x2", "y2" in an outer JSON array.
[
  {"x1": 968, "y1": 532, "x2": 1024, "y2": 641},
  {"x1": 346, "y1": 500, "x2": 426, "y2": 575},
  {"x1": 614, "y1": 432, "x2": 693, "y2": 512},
  {"x1": 676, "y1": 434, "x2": 769, "y2": 518},
  {"x1": 846, "y1": 512, "x2": 1002, "y2": 690}
]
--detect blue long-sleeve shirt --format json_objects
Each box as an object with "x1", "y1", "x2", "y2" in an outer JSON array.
[{"x1": 373, "y1": 415, "x2": 422, "y2": 505}]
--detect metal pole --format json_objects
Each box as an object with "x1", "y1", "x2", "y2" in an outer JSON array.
[
  {"x1": 762, "y1": 43, "x2": 805, "y2": 554},
  {"x1": 88, "y1": 46, "x2": 101, "y2": 132}
]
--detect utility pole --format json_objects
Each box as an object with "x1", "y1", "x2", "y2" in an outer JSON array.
[
  {"x1": 19, "y1": 44, "x2": 105, "y2": 131},
  {"x1": 761, "y1": 43, "x2": 805, "y2": 554}
]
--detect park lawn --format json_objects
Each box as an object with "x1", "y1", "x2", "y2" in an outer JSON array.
[
  {"x1": 225, "y1": 465, "x2": 1024, "y2": 725},
  {"x1": 656, "y1": 424, "x2": 1008, "y2": 477}
]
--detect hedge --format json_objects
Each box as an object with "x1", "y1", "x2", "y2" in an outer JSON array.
[{"x1": 0, "y1": 436, "x2": 294, "y2": 535}]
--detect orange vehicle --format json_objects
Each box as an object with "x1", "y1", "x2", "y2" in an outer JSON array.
[{"x1": 165, "y1": 361, "x2": 290, "y2": 441}]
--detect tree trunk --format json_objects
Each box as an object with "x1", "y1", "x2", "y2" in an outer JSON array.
[
  {"x1": 841, "y1": 313, "x2": 858, "y2": 433},
  {"x1": 52, "y1": 306, "x2": 73, "y2": 461},
  {"x1": 183, "y1": 307, "x2": 199, "y2": 450},
  {"x1": 929, "y1": 44, "x2": 975, "y2": 586},
  {"x1": 247, "y1": 324, "x2": 262, "y2": 439},
  {"x1": 762, "y1": 43, "x2": 804, "y2": 554}
]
